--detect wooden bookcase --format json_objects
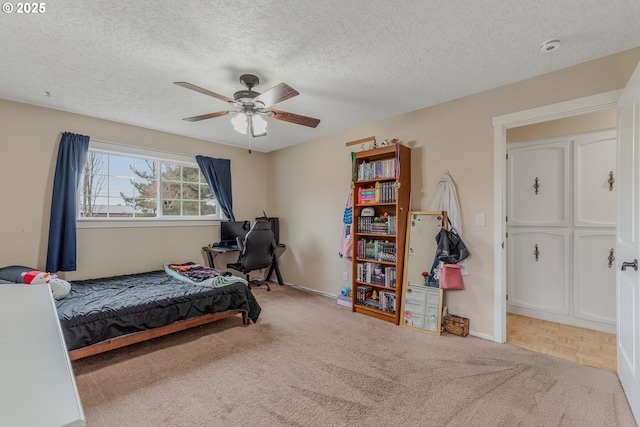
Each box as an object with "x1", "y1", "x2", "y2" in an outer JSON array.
[{"x1": 350, "y1": 143, "x2": 411, "y2": 324}]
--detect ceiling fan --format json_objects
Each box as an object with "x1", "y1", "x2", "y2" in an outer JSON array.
[{"x1": 174, "y1": 74, "x2": 320, "y2": 137}]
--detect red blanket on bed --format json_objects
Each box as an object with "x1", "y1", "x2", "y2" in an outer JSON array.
[{"x1": 166, "y1": 262, "x2": 231, "y2": 283}]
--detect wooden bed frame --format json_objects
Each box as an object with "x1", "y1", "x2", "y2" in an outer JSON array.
[{"x1": 68, "y1": 309, "x2": 249, "y2": 361}]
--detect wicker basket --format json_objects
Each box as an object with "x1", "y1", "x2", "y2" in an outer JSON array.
[{"x1": 443, "y1": 314, "x2": 469, "y2": 337}]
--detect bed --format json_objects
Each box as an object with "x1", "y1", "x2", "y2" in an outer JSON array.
[{"x1": 0, "y1": 265, "x2": 261, "y2": 360}]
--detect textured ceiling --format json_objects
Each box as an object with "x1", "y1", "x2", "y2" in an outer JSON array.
[{"x1": 1, "y1": 1, "x2": 639, "y2": 152}]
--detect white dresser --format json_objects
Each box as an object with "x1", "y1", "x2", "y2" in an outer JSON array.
[
  {"x1": 403, "y1": 285, "x2": 442, "y2": 333},
  {"x1": 0, "y1": 284, "x2": 85, "y2": 427}
]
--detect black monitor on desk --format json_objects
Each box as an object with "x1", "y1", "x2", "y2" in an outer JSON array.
[{"x1": 219, "y1": 220, "x2": 251, "y2": 247}]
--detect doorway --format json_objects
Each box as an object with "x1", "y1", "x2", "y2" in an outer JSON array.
[
  {"x1": 503, "y1": 112, "x2": 618, "y2": 370},
  {"x1": 492, "y1": 89, "x2": 622, "y2": 344}
]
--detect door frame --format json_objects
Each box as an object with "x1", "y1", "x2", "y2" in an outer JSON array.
[{"x1": 492, "y1": 89, "x2": 622, "y2": 343}]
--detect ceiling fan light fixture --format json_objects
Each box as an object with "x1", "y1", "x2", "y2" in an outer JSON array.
[
  {"x1": 176, "y1": 74, "x2": 320, "y2": 136},
  {"x1": 231, "y1": 112, "x2": 248, "y2": 134},
  {"x1": 252, "y1": 114, "x2": 268, "y2": 136}
]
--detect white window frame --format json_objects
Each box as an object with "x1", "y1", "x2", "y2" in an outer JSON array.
[{"x1": 77, "y1": 140, "x2": 224, "y2": 229}]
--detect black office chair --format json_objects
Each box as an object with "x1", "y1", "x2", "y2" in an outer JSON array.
[{"x1": 227, "y1": 219, "x2": 277, "y2": 291}]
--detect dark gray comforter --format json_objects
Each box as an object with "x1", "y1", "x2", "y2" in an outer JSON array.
[{"x1": 56, "y1": 270, "x2": 261, "y2": 351}]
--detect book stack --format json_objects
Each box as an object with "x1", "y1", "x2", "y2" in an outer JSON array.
[
  {"x1": 357, "y1": 158, "x2": 396, "y2": 180},
  {"x1": 356, "y1": 262, "x2": 396, "y2": 289},
  {"x1": 356, "y1": 285, "x2": 373, "y2": 305},
  {"x1": 370, "y1": 220, "x2": 389, "y2": 234},
  {"x1": 377, "y1": 182, "x2": 397, "y2": 203},
  {"x1": 356, "y1": 239, "x2": 396, "y2": 263},
  {"x1": 384, "y1": 266, "x2": 396, "y2": 288},
  {"x1": 378, "y1": 291, "x2": 397, "y2": 313},
  {"x1": 357, "y1": 215, "x2": 396, "y2": 234},
  {"x1": 356, "y1": 262, "x2": 374, "y2": 283},
  {"x1": 357, "y1": 216, "x2": 371, "y2": 233},
  {"x1": 357, "y1": 186, "x2": 378, "y2": 204}
]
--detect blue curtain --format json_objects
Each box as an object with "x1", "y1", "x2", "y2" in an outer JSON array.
[
  {"x1": 46, "y1": 132, "x2": 90, "y2": 272},
  {"x1": 196, "y1": 155, "x2": 235, "y2": 221}
]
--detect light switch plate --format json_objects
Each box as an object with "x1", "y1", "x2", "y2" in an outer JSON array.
[{"x1": 476, "y1": 212, "x2": 486, "y2": 226}]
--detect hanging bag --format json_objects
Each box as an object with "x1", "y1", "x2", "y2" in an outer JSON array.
[
  {"x1": 435, "y1": 218, "x2": 470, "y2": 264},
  {"x1": 440, "y1": 264, "x2": 464, "y2": 290}
]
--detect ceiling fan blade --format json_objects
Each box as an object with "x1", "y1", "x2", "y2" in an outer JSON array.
[
  {"x1": 174, "y1": 82, "x2": 236, "y2": 104},
  {"x1": 269, "y1": 109, "x2": 320, "y2": 128},
  {"x1": 253, "y1": 83, "x2": 299, "y2": 108},
  {"x1": 182, "y1": 111, "x2": 232, "y2": 122}
]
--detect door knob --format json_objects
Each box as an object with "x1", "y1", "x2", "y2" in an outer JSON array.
[{"x1": 621, "y1": 259, "x2": 638, "y2": 271}]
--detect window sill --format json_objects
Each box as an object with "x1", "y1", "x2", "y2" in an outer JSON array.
[{"x1": 77, "y1": 218, "x2": 220, "y2": 229}]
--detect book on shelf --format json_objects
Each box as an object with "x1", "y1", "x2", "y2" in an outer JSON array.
[
  {"x1": 356, "y1": 262, "x2": 396, "y2": 289},
  {"x1": 357, "y1": 215, "x2": 396, "y2": 234},
  {"x1": 357, "y1": 182, "x2": 397, "y2": 204},
  {"x1": 377, "y1": 181, "x2": 397, "y2": 203},
  {"x1": 356, "y1": 285, "x2": 373, "y2": 304},
  {"x1": 356, "y1": 239, "x2": 396, "y2": 263},
  {"x1": 384, "y1": 266, "x2": 396, "y2": 288},
  {"x1": 379, "y1": 291, "x2": 397, "y2": 314},
  {"x1": 357, "y1": 158, "x2": 396, "y2": 181},
  {"x1": 358, "y1": 186, "x2": 378, "y2": 204}
]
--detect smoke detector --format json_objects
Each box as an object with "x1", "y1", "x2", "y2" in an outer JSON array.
[{"x1": 540, "y1": 39, "x2": 561, "y2": 53}]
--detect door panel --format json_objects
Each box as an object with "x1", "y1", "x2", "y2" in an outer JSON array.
[
  {"x1": 507, "y1": 228, "x2": 570, "y2": 315},
  {"x1": 617, "y1": 61, "x2": 640, "y2": 422},
  {"x1": 573, "y1": 230, "x2": 616, "y2": 324},
  {"x1": 574, "y1": 130, "x2": 617, "y2": 227},
  {"x1": 508, "y1": 140, "x2": 571, "y2": 226}
]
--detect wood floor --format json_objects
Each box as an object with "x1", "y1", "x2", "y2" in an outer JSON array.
[{"x1": 506, "y1": 313, "x2": 617, "y2": 371}]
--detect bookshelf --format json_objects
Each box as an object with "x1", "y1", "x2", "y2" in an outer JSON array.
[{"x1": 350, "y1": 143, "x2": 411, "y2": 324}]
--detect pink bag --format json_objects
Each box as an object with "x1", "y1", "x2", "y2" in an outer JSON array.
[{"x1": 440, "y1": 264, "x2": 464, "y2": 290}]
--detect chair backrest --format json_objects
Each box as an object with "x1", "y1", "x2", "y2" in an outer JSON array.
[{"x1": 237, "y1": 219, "x2": 276, "y2": 272}]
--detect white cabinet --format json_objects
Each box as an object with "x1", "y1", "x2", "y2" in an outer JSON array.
[
  {"x1": 574, "y1": 131, "x2": 617, "y2": 227},
  {"x1": 507, "y1": 139, "x2": 571, "y2": 227},
  {"x1": 507, "y1": 129, "x2": 616, "y2": 333},
  {"x1": 573, "y1": 230, "x2": 616, "y2": 324},
  {"x1": 403, "y1": 285, "x2": 442, "y2": 334},
  {"x1": 0, "y1": 284, "x2": 86, "y2": 427},
  {"x1": 507, "y1": 228, "x2": 570, "y2": 315}
]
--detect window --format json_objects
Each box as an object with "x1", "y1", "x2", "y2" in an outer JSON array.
[{"x1": 77, "y1": 141, "x2": 222, "y2": 223}]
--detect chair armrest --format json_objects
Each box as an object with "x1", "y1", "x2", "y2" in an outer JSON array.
[{"x1": 236, "y1": 236, "x2": 245, "y2": 252}]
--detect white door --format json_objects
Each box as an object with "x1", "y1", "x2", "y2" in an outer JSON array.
[
  {"x1": 574, "y1": 130, "x2": 617, "y2": 228},
  {"x1": 617, "y1": 62, "x2": 640, "y2": 421},
  {"x1": 507, "y1": 228, "x2": 570, "y2": 315},
  {"x1": 573, "y1": 230, "x2": 616, "y2": 327},
  {"x1": 507, "y1": 139, "x2": 571, "y2": 227}
]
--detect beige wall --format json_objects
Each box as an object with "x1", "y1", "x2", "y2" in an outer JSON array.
[
  {"x1": 0, "y1": 100, "x2": 268, "y2": 280},
  {"x1": 2, "y1": 48, "x2": 639, "y2": 339},
  {"x1": 267, "y1": 47, "x2": 640, "y2": 338},
  {"x1": 507, "y1": 108, "x2": 616, "y2": 143}
]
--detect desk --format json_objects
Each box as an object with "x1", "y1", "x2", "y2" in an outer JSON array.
[
  {"x1": 0, "y1": 284, "x2": 85, "y2": 427},
  {"x1": 202, "y1": 244, "x2": 286, "y2": 286}
]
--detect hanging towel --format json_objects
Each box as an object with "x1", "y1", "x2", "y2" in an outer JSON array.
[
  {"x1": 429, "y1": 171, "x2": 469, "y2": 275},
  {"x1": 340, "y1": 152, "x2": 357, "y2": 260},
  {"x1": 339, "y1": 189, "x2": 354, "y2": 260}
]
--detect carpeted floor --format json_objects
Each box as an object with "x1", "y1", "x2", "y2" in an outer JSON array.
[{"x1": 72, "y1": 283, "x2": 636, "y2": 427}]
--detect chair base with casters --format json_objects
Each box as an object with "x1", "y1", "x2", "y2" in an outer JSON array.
[{"x1": 227, "y1": 267, "x2": 271, "y2": 292}]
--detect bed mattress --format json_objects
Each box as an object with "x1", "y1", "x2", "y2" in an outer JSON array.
[{"x1": 55, "y1": 270, "x2": 261, "y2": 351}]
